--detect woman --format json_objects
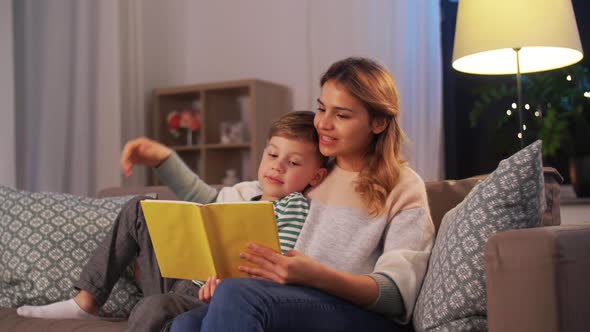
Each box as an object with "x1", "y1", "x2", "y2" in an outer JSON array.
[{"x1": 170, "y1": 57, "x2": 435, "y2": 331}]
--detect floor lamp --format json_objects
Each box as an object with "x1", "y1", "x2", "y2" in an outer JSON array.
[{"x1": 452, "y1": 0, "x2": 583, "y2": 149}]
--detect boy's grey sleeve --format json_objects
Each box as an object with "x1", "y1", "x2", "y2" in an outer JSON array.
[{"x1": 154, "y1": 152, "x2": 218, "y2": 203}]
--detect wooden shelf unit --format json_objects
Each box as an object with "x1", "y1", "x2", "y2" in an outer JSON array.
[{"x1": 151, "y1": 79, "x2": 290, "y2": 185}]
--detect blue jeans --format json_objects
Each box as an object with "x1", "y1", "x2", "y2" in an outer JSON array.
[{"x1": 170, "y1": 278, "x2": 406, "y2": 332}]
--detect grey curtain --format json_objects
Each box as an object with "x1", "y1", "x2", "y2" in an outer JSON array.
[{"x1": 13, "y1": 0, "x2": 124, "y2": 195}]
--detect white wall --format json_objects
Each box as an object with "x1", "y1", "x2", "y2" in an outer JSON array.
[
  {"x1": 6, "y1": 0, "x2": 440, "y2": 191},
  {"x1": 0, "y1": 0, "x2": 15, "y2": 186},
  {"x1": 141, "y1": 0, "x2": 192, "y2": 107},
  {"x1": 182, "y1": 1, "x2": 312, "y2": 109},
  {"x1": 140, "y1": 0, "x2": 378, "y2": 112},
  {"x1": 136, "y1": 0, "x2": 443, "y2": 181}
]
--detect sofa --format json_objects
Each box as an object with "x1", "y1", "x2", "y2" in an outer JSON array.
[{"x1": 1, "y1": 166, "x2": 589, "y2": 332}]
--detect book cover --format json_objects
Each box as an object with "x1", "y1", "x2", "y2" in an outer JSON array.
[{"x1": 140, "y1": 200, "x2": 280, "y2": 280}]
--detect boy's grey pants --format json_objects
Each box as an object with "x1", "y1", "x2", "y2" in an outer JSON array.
[{"x1": 75, "y1": 196, "x2": 202, "y2": 332}]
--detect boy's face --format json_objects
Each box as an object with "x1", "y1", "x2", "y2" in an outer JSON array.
[{"x1": 257, "y1": 136, "x2": 326, "y2": 201}]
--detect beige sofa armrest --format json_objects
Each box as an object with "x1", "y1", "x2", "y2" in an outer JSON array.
[{"x1": 484, "y1": 225, "x2": 590, "y2": 332}]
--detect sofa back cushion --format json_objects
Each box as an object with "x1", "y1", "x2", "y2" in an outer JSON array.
[
  {"x1": 97, "y1": 186, "x2": 178, "y2": 200},
  {"x1": 413, "y1": 140, "x2": 546, "y2": 331},
  {"x1": 0, "y1": 186, "x2": 151, "y2": 317},
  {"x1": 425, "y1": 175, "x2": 485, "y2": 232},
  {"x1": 424, "y1": 167, "x2": 562, "y2": 233}
]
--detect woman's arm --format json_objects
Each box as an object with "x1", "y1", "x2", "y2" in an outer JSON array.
[
  {"x1": 311, "y1": 263, "x2": 380, "y2": 307},
  {"x1": 239, "y1": 244, "x2": 379, "y2": 307},
  {"x1": 240, "y1": 207, "x2": 432, "y2": 320}
]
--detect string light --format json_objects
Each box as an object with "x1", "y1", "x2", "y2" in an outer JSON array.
[
  {"x1": 534, "y1": 111, "x2": 541, "y2": 117},
  {"x1": 584, "y1": 92, "x2": 590, "y2": 98},
  {"x1": 517, "y1": 132, "x2": 523, "y2": 139},
  {"x1": 523, "y1": 124, "x2": 527, "y2": 131},
  {"x1": 511, "y1": 103, "x2": 517, "y2": 109},
  {"x1": 506, "y1": 110, "x2": 512, "y2": 116},
  {"x1": 566, "y1": 75, "x2": 572, "y2": 81},
  {"x1": 524, "y1": 104, "x2": 530, "y2": 110}
]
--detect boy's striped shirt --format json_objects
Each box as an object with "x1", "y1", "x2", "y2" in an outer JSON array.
[
  {"x1": 272, "y1": 192, "x2": 309, "y2": 253},
  {"x1": 192, "y1": 192, "x2": 309, "y2": 287}
]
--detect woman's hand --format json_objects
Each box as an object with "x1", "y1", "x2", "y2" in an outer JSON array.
[
  {"x1": 120, "y1": 137, "x2": 172, "y2": 177},
  {"x1": 240, "y1": 243, "x2": 380, "y2": 307},
  {"x1": 198, "y1": 277, "x2": 220, "y2": 303},
  {"x1": 238, "y1": 243, "x2": 325, "y2": 286}
]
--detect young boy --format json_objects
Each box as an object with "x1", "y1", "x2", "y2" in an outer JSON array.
[
  {"x1": 17, "y1": 111, "x2": 328, "y2": 328},
  {"x1": 157, "y1": 110, "x2": 327, "y2": 254},
  {"x1": 249, "y1": 111, "x2": 328, "y2": 252},
  {"x1": 192, "y1": 110, "x2": 328, "y2": 301}
]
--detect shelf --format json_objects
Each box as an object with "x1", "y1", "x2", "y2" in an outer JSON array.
[
  {"x1": 170, "y1": 145, "x2": 201, "y2": 151},
  {"x1": 168, "y1": 143, "x2": 252, "y2": 151},
  {"x1": 203, "y1": 143, "x2": 250, "y2": 150},
  {"x1": 151, "y1": 79, "x2": 289, "y2": 185}
]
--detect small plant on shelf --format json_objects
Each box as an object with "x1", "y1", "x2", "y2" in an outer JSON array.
[{"x1": 167, "y1": 102, "x2": 202, "y2": 145}]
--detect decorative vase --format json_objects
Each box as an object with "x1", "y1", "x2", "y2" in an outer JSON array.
[
  {"x1": 186, "y1": 129, "x2": 197, "y2": 146},
  {"x1": 222, "y1": 169, "x2": 239, "y2": 186},
  {"x1": 569, "y1": 155, "x2": 590, "y2": 197}
]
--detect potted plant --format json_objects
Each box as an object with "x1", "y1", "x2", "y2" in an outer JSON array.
[
  {"x1": 470, "y1": 63, "x2": 590, "y2": 196},
  {"x1": 166, "y1": 101, "x2": 202, "y2": 146}
]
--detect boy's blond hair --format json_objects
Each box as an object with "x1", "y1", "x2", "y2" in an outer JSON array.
[{"x1": 267, "y1": 111, "x2": 327, "y2": 167}]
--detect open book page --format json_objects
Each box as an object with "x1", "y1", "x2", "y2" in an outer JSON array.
[
  {"x1": 140, "y1": 200, "x2": 281, "y2": 280},
  {"x1": 140, "y1": 200, "x2": 216, "y2": 280},
  {"x1": 201, "y1": 202, "x2": 280, "y2": 279}
]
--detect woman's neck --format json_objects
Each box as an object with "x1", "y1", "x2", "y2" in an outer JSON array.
[{"x1": 335, "y1": 156, "x2": 364, "y2": 172}]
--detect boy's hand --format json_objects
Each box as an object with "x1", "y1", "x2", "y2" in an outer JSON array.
[
  {"x1": 198, "y1": 277, "x2": 221, "y2": 303},
  {"x1": 238, "y1": 244, "x2": 325, "y2": 287},
  {"x1": 120, "y1": 137, "x2": 172, "y2": 177}
]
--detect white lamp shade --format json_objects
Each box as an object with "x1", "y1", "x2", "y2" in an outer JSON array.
[{"x1": 452, "y1": 0, "x2": 583, "y2": 75}]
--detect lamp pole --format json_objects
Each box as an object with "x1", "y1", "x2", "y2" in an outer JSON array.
[{"x1": 514, "y1": 47, "x2": 525, "y2": 149}]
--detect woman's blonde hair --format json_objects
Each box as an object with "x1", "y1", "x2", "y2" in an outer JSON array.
[{"x1": 320, "y1": 57, "x2": 406, "y2": 216}]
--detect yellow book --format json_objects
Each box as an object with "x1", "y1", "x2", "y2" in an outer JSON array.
[{"x1": 140, "y1": 200, "x2": 280, "y2": 281}]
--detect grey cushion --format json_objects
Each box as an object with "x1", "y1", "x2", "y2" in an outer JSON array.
[
  {"x1": 0, "y1": 186, "x2": 151, "y2": 317},
  {"x1": 413, "y1": 140, "x2": 545, "y2": 331}
]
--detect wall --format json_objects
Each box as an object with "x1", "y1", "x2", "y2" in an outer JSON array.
[
  {"x1": 0, "y1": 0, "x2": 15, "y2": 186},
  {"x1": 182, "y1": 1, "x2": 312, "y2": 109},
  {"x1": 136, "y1": 0, "x2": 443, "y2": 181},
  {"x1": 140, "y1": 0, "x2": 381, "y2": 114},
  {"x1": 141, "y1": 0, "x2": 190, "y2": 100},
  {"x1": 5, "y1": 1, "x2": 441, "y2": 190}
]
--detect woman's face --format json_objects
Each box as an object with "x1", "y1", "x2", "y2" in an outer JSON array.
[{"x1": 315, "y1": 80, "x2": 383, "y2": 171}]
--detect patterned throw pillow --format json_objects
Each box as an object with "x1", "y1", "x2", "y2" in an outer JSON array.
[
  {"x1": 0, "y1": 186, "x2": 152, "y2": 317},
  {"x1": 413, "y1": 140, "x2": 545, "y2": 331}
]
